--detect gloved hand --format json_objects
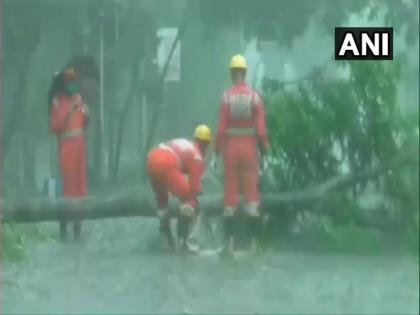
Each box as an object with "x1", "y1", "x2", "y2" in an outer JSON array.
[
  {"x1": 259, "y1": 155, "x2": 269, "y2": 173},
  {"x1": 262, "y1": 156, "x2": 269, "y2": 172},
  {"x1": 180, "y1": 204, "x2": 195, "y2": 218},
  {"x1": 209, "y1": 155, "x2": 218, "y2": 172}
]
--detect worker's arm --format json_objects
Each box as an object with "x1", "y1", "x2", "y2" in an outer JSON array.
[
  {"x1": 75, "y1": 94, "x2": 90, "y2": 128},
  {"x1": 189, "y1": 157, "x2": 206, "y2": 198},
  {"x1": 82, "y1": 103, "x2": 89, "y2": 128},
  {"x1": 50, "y1": 98, "x2": 69, "y2": 134},
  {"x1": 253, "y1": 93, "x2": 270, "y2": 154},
  {"x1": 214, "y1": 94, "x2": 229, "y2": 155}
]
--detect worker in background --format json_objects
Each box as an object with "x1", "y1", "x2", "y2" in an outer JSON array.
[
  {"x1": 50, "y1": 68, "x2": 89, "y2": 241},
  {"x1": 147, "y1": 125, "x2": 212, "y2": 252},
  {"x1": 211, "y1": 54, "x2": 270, "y2": 256}
]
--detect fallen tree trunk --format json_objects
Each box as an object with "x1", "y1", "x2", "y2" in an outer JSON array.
[{"x1": 1, "y1": 147, "x2": 418, "y2": 223}]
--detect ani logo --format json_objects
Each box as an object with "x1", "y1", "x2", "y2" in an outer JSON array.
[{"x1": 335, "y1": 27, "x2": 393, "y2": 60}]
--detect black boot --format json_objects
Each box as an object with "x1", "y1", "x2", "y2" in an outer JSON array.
[
  {"x1": 247, "y1": 216, "x2": 263, "y2": 254},
  {"x1": 160, "y1": 217, "x2": 175, "y2": 251},
  {"x1": 59, "y1": 221, "x2": 68, "y2": 242},
  {"x1": 177, "y1": 215, "x2": 189, "y2": 246},
  {"x1": 73, "y1": 221, "x2": 82, "y2": 242},
  {"x1": 177, "y1": 215, "x2": 197, "y2": 253},
  {"x1": 221, "y1": 216, "x2": 236, "y2": 259}
]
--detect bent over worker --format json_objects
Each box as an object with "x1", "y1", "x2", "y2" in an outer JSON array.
[
  {"x1": 212, "y1": 54, "x2": 270, "y2": 256},
  {"x1": 147, "y1": 125, "x2": 212, "y2": 251},
  {"x1": 50, "y1": 68, "x2": 89, "y2": 241}
]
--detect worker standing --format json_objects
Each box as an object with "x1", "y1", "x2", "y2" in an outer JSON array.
[
  {"x1": 50, "y1": 68, "x2": 89, "y2": 241},
  {"x1": 212, "y1": 54, "x2": 270, "y2": 256},
  {"x1": 146, "y1": 125, "x2": 212, "y2": 252}
]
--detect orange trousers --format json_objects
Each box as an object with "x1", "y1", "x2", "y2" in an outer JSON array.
[
  {"x1": 147, "y1": 148, "x2": 196, "y2": 209},
  {"x1": 59, "y1": 135, "x2": 87, "y2": 198},
  {"x1": 223, "y1": 136, "x2": 260, "y2": 208}
]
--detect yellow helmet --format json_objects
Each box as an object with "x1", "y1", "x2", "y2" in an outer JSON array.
[
  {"x1": 194, "y1": 124, "x2": 212, "y2": 142},
  {"x1": 229, "y1": 54, "x2": 247, "y2": 69}
]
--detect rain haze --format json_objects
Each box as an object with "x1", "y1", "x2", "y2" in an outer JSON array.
[{"x1": 1, "y1": 0, "x2": 419, "y2": 314}]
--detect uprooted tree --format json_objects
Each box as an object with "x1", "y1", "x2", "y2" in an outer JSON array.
[{"x1": 1, "y1": 1, "x2": 418, "y2": 248}]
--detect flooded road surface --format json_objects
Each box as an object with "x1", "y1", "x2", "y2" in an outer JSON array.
[{"x1": 3, "y1": 218, "x2": 419, "y2": 314}]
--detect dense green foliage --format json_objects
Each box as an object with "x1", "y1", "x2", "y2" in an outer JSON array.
[
  {"x1": 266, "y1": 60, "x2": 404, "y2": 188},
  {"x1": 263, "y1": 59, "x2": 419, "y2": 250}
]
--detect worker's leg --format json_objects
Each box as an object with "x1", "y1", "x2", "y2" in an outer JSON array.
[
  {"x1": 73, "y1": 221, "x2": 81, "y2": 242},
  {"x1": 183, "y1": 198, "x2": 201, "y2": 249},
  {"x1": 241, "y1": 143, "x2": 262, "y2": 253},
  {"x1": 150, "y1": 173, "x2": 173, "y2": 249},
  {"x1": 73, "y1": 138, "x2": 87, "y2": 242},
  {"x1": 147, "y1": 148, "x2": 176, "y2": 250},
  {"x1": 59, "y1": 221, "x2": 67, "y2": 242},
  {"x1": 177, "y1": 199, "x2": 197, "y2": 247},
  {"x1": 60, "y1": 142, "x2": 78, "y2": 242},
  {"x1": 61, "y1": 164, "x2": 77, "y2": 242},
  {"x1": 166, "y1": 169, "x2": 193, "y2": 248},
  {"x1": 222, "y1": 143, "x2": 240, "y2": 255}
]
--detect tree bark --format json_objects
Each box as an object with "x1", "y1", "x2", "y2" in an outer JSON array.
[
  {"x1": 3, "y1": 58, "x2": 31, "y2": 154},
  {"x1": 22, "y1": 136, "x2": 37, "y2": 195},
  {"x1": 2, "y1": 147, "x2": 417, "y2": 224}
]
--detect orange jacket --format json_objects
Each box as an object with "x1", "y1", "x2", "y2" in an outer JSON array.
[
  {"x1": 215, "y1": 82, "x2": 270, "y2": 154},
  {"x1": 162, "y1": 139, "x2": 206, "y2": 196},
  {"x1": 50, "y1": 93, "x2": 88, "y2": 134}
]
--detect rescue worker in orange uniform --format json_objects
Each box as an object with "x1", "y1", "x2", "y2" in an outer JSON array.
[
  {"x1": 147, "y1": 125, "x2": 212, "y2": 251},
  {"x1": 50, "y1": 68, "x2": 89, "y2": 241},
  {"x1": 211, "y1": 54, "x2": 270, "y2": 256}
]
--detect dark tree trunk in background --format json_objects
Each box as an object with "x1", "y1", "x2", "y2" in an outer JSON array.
[
  {"x1": 22, "y1": 136, "x2": 37, "y2": 196},
  {"x1": 112, "y1": 57, "x2": 142, "y2": 181},
  {"x1": 3, "y1": 58, "x2": 30, "y2": 154}
]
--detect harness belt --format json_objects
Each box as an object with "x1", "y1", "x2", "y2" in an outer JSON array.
[
  {"x1": 59, "y1": 128, "x2": 84, "y2": 141},
  {"x1": 226, "y1": 127, "x2": 255, "y2": 136}
]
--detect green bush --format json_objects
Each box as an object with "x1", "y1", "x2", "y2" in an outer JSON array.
[
  {"x1": 2, "y1": 224, "x2": 27, "y2": 262},
  {"x1": 264, "y1": 59, "x2": 418, "y2": 238}
]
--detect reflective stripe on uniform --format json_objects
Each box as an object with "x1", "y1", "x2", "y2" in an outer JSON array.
[
  {"x1": 228, "y1": 93, "x2": 253, "y2": 119},
  {"x1": 226, "y1": 127, "x2": 255, "y2": 136},
  {"x1": 252, "y1": 92, "x2": 260, "y2": 105},
  {"x1": 222, "y1": 92, "x2": 229, "y2": 104},
  {"x1": 59, "y1": 128, "x2": 84, "y2": 141},
  {"x1": 158, "y1": 143, "x2": 181, "y2": 167}
]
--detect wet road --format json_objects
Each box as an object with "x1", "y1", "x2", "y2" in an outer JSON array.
[{"x1": 3, "y1": 218, "x2": 419, "y2": 314}]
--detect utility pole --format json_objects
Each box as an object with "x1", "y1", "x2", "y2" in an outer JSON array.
[
  {"x1": 98, "y1": 10, "x2": 107, "y2": 182},
  {"x1": 141, "y1": 59, "x2": 147, "y2": 164},
  {"x1": 115, "y1": 0, "x2": 120, "y2": 44}
]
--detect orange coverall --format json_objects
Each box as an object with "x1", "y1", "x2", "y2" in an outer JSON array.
[
  {"x1": 147, "y1": 138, "x2": 206, "y2": 210},
  {"x1": 215, "y1": 82, "x2": 270, "y2": 214},
  {"x1": 50, "y1": 93, "x2": 88, "y2": 198}
]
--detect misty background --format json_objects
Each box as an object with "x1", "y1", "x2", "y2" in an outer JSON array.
[{"x1": 1, "y1": 1, "x2": 419, "y2": 314}]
